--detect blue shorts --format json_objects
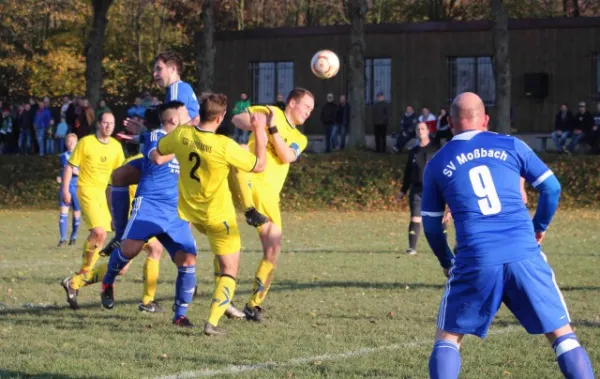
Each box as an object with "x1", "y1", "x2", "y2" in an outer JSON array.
[
  {"x1": 437, "y1": 253, "x2": 570, "y2": 338},
  {"x1": 122, "y1": 196, "x2": 196, "y2": 258},
  {"x1": 58, "y1": 187, "x2": 80, "y2": 211}
]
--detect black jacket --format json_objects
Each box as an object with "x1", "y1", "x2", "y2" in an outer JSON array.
[
  {"x1": 572, "y1": 111, "x2": 594, "y2": 133},
  {"x1": 336, "y1": 103, "x2": 350, "y2": 125},
  {"x1": 401, "y1": 142, "x2": 439, "y2": 194},
  {"x1": 554, "y1": 110, "x2": 573, "y2": 132},
  {"x1": 320, "y1": 102, "x2": 337, "y2": 125},
  {"x1": 401, "y1": 113, "x2": 418, "y2": 133}
]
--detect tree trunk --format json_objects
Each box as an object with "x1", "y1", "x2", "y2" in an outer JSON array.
[
  {"x1": 237, "y1": 0, "x2": 245, "y2": 30},
  {"x1": 85, "y1": 0, "x2": 113, "y2": 109},
  {"x1": 491, "y1": 0, "x2": 511, "y2": 135},
  {"x1": 562, "y1": 0, "x2": 569, "y2": 16},
  {"x1": 572, "y1": 0, "x2": 580, "y2": 16},
  {"x1": 346, "y1": 0, "x2": 368, "y2": 149},
  {"x1": 195, "y1": 0, "x2": 215, "y2": 92}
]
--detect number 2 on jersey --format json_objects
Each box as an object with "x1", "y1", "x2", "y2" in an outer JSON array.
[
  {"x1": 189, "y1": 152, "x2": 201, "y2": 182},
  {"x1": 468, "y1": 165, "x2": 501, "y2": 215}
]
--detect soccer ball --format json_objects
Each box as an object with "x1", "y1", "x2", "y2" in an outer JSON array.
[{"x1": 311, "y1": 50, "x2": 340, "y2": 79}]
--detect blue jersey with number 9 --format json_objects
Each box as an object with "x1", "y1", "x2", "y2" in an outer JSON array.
[{"x1": 421, "y1": 130, "x2": 553, "y2": 266}]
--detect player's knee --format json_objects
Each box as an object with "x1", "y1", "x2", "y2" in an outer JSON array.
[
  {"x1": 174, "y1": 251, "x2": 196, "y2": 267},
  {"x1": 121, "y1": 239, "x2": 143, "y2": 258},
  {"x1": 411, "y1": 217, "x2": 422, "y2": 223},
  {"x1": 73, "y1": 210, "x2": 81, "y2": 218},
  {"x1": 60, "y1": 207, "x2": 69, "y2": 214},
  {"x1": 90, "y1": 228, "x2": 107, "y2": 242},
  {"x1": 434, "y1": 328, "x2": 463, "y2": 348}
]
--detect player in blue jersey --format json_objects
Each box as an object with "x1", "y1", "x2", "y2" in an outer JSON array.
[
  {"x1": 422, "y1": 92, "x2": 594, "y2": 379},
  {"x1": 100, "y1": 101, "x2": 199, "y2": 328},
  {"x1": 56, "y1": 133, "x2": 81, "y2": 247}
]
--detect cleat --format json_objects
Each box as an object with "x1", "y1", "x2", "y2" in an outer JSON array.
[
  {"x1": 244, "y1": 207, "x2": 269, "y2": 227},
  {"x1": 243, "y1": 304, "x2": 264, "y2": 322},
  {"x1": 99, "y1": 237, "x2": 120, "y2": 257},
  {"x1": 138, "y1": 301, "x2": 166, "y2": 313},
  {"x1": 224, "y1": 303, "x2": 246, "y2": 320},
  {"x1": 203, "y1": 322, "x2": 227, "y2": 336},
  {"x1": 61, "y1": 277, "x2": 79, "y2": 310},
  {"x1": 101, "y1": 285, "x2": 115, "y2": 309},
  {"x1": 405, "y1": 248, "x2": 417, "y2": 255},
  {"x1": 57, "y1": 240, "x2": 67, "y2": 248},
  {"x1": 173, "y1": 316, "x2": 194, "y2": 327},
  {"x1": 68, "y1": 238, "x2": 76, "y2": 246}
]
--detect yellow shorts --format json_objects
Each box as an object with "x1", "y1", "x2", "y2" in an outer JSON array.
[
  {"x1": 193, "y1": 216, "x2": 241, "y2": 256},
  {"x1": 252, "y1": 178, "x2": 282, "y2": 230},
  {"x1": 78, "y1": 187, "x2": 112, "y2": 231}
]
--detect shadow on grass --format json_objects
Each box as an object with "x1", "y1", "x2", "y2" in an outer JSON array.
[{"x1": 0, "y1": 370, "x2": 104, "y2": 379}]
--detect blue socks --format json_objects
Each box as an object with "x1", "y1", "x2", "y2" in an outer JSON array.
[
  {"x1": 174, "y1": 266, "x2": 196, "y2": 320},
  {"x1": 429, "y1": 340, "x2": 462, "y2": 379},
  {"x1": 71, "y1": 216, "x2": 80, "y2": 241},
  {"x1": 111, "y1": 187, "x2": 130, "y2": 240},
  {"x1": 553, "y1": 333, "x2": 594, "y2": 379},
  {"x1": 59, "y1": 213, "x2": 68, "y2": 241},
  {"x1": 102, "y1": 247, "x2": 131, "y2": 286}
]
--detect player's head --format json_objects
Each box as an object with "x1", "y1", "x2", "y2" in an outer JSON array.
[
  {"x1": 199, "y1": 93, "x2": 227, "y2": 129},
  {"x1": 158, "y1": 100, "x2": 188, "y2": 132},
  {"x1": 416, "y1": 122, "x2": 430, "y2": 142},
  {"x1": 144, "y1": 107, "x2": 161, "y2": 131},
  {"x1": 448, "y1": 92, "x2": 489, "y2": 135},
  {"x1": 65, "y1": 133, "x2": 78, "y2": 152},
  {"x1": 285, "y1": 88, "x2": 314, "y2": 125},
  {"x1": 153, "y1": 51, "x2": 183, "y2": 88},
  {"x1": 125, "y1": 142, "x2": 140, "y2": 156},
  {"x1": 97, "y1": 112, "x2": 116, "y2": 138}
]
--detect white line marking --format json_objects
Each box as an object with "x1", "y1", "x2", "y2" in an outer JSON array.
[{"x1": 156, "y1": 326, "x2": 517, "y2": 379}]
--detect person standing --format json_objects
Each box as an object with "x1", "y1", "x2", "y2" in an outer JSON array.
[{"x1": 372, "y1": 92, "x2": 390, "y2": 153}]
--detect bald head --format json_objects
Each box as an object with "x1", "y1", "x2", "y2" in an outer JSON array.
[{"x1": 448, "y1": 92, "x2": 489, "y2": 134}]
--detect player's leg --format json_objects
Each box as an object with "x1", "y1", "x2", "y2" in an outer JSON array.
[
  {"x1": 100, "y1": 237, "x2": 146, "y2": 309},
  {"x1": 160, "y1": 222, "x2": 198, "y2": 327},
  {"x1": 139, "y1": 238, "x2": 165, "y2": 313},
  {"x1": 69, "y1": 189, "x2": 81, "y2": 245},
  {"x1": 211, "y1": 254, "x2": 245, "y2": 320},
  {"x1": 58, "y1": 192, "x2": 69, "y2": 247},
  {"x1": 406, "y1": 191, "x2": 421, "y2": 255},
  {"x1": 429, "y1": 263, "x2": 504, "y2": 379},
  {"x1": 504, "y1": 254, "x2": 594, "y2": 378}
]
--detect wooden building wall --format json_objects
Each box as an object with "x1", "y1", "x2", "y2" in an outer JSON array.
[{"x1": 214, "y1": 18, "x2": 600, "y2": 134}]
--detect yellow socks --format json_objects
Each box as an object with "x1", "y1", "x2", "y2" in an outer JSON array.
[
  {"x1": 213, "y1": 256, "x2": 221, "y2": 287},
  {"x1": 248, "y1": 259, "x2": 275, "y2": 308},
  {"x1": 142, "y1": 257, "x2": 160, "y2": 305},
  {"x1": 207, "y1": 275, "x2": 236, "y2": 327},
  {"x1": 72, "y1": 263, "x2": 108, "y2": 290},
  {"x1": 71, "y1": 239, "x2": 102, "y2": 289}
]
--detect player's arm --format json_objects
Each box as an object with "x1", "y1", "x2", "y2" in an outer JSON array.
[
  {"x1": 397, "y1": 150, "x2": 413, "y2": 200},
  {"x1": 61, "y1": 164, "x2": 74, "y2": 204},
  {"x1": 225, "y1": 116, "x2": 267, "y2": 173},
  {"x1": 421, "y1": 164, "x2": 454, "y2": 271},
  {"x1": 147, "y1": 131, "x2": 175, "y2": 164},
  {"x1": 156, "y1": 130, "x2": 176, "y2": 158},
  {"x1": 231, "y1": 110, "x2": 252, "y2": 131},
  {"x1": 520, "y1": 176, "x2": 528, "y2": 205},
  {"x1": 111, "y1": 160, "x2": 142, "y2": 187},
  {"x1": 264, "y1": 106, "x2": 302, "y2": 163}
]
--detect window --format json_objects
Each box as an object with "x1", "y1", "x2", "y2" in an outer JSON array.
[
  {"x1": 365, "y1": 58, "x2": 391, "y2": 104},
  {"x1": 447, "y1": 57, "x2": 496, "y2": 106},
  {"x1": 593, "y1": 53, "x2": 600, "y2": 100},
  {"x1": 249, "y1": 61, "x2": 294, "y2": 105}
]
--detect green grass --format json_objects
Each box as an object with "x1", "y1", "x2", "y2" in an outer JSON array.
[{"x1": 0, "y1": 209, "x2": 598, "y2": 378}]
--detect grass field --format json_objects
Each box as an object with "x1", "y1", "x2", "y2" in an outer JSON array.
[{"x1": 0, "y1": 209, "x2": 598, "y2": 378}]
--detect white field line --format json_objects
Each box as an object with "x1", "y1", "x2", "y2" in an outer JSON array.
[{"x1": 155, "y1": 326, "x2": 518, "y2": 379}]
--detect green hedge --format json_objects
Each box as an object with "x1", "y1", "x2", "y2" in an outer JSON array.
[{"x1": 1, "y1": 152, "x2": 599, "y2": 210}]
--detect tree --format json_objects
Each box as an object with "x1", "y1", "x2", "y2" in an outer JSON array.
[
  {"x1": 491, "y1": 0, "x2": 511, "y2": 135},
  {"x1": 196, "y1": 0, "x2": 216, "y2": 92},
  {"x1": 85, "y1": 0, "x2": 113, "y2": 108},
  {"x1": 344, "y1": 0, "x2": 369, "y2": 149}
]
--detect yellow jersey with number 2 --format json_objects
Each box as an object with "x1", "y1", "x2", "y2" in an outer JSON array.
[{"x1": 157, "y1": 124, "x2": 258, "y2": 224}]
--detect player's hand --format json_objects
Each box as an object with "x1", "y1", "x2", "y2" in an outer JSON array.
[
  {"x1": 535, "y1": 231, "x2": 546, "y2": 245},
  {"x1": 62, "y1": 190, "x2": 71, "y2": 205},
  {"x1": 265, "y1": 106, "x2": 276, "y2": 127},
  {"x1": 123, "y1": 117, "x2": 144, "y2": 134},
  {"x1": 442, "y1": 211, "x2": 453, "y2": 225},
  {"x1": 250, "y1": 112, "x2": 267, "y2": 129},
  {"x1": 443, "y1": 268, "x2": 450, "y2": 278},
  {"x1": 56, "y1": 176, "x2": 62, "y2": 184},
  {"x1": 116, "y1": 133, "x2": 134, "y2": 142},
  {"x1": 395, "y1": 191, "x2": 405, "y2": 202}
]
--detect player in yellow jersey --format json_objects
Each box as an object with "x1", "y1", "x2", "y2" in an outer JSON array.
[
  {"x1": 231, "y1": 88, "x2": 314, "y2": 321},
  {"x1": 156, "y1": 94, "x2": 267, "y2": 335},
  {"x1": 60, "y1": 112, "x2": 125, "y2": 310}
]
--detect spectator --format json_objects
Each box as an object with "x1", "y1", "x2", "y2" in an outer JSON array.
[
  {"x1": 45, "y1": 115, "x2": 55, "y2": 155},
  {"x1": 11, "y1": 105, "x2": 24, "y2": 154},
  {"x1": 34, "y1": 99, "x2": 53, "y2": 156},
  {"x1": 127, "y1": 97, "x2": 146, "y2": 119},
  {"x1": 394, "y1": 105, "x2": 418, "y2": 153},
  {"x1": 566, "y1": 101, "x2": 593, "y2": 153},
  {"x1": 55, "y1": 116, "x2": 69, "y2": 154},
  {"x1": 590, "y1": 102, "x2": 600, "y2": 154},
  {"x1": 335, "y1": 94, "x2": 350, "y2": 150},
  {"x1": 60, "y1": 96, "x2": 71, "y2": 121},
  {"x1": 75, "y1": 98, "x2": 94, "y2": 139},
  {"x1": 152, "y1": 96, "x2": 161, "y2": 107},
  {"x1": 19, "y1": 103, "x2": 34, "y2": 155},
  {"x1": 65, "y1": 96, "x2": 79, "y2": 132},
  {"x1": 372, "y1": 92, "x2": 390, "y2": 153},
  {"x1": 232, "y1": 92, "x2": 251, "y2": 144},
  {"x1": 275, "y1": 93, "x2": 286, "y2": 110},
  {"x1": 433, "y1": 108, "x2": 452, "y2": 145},
  {"x1": 0, "y1": 106, "x2": 14, "y2": 154},
  {"x1": 551, "y1": 103, "x2": 573, "y2": 153},
  {"x1": 418, "y1": 107, "x2": 437, "y2": 135},
  {"x1": 95, "y1": 99, "x2": 111, "y2": 120},
  {"x1": 321, "y1": 93, "x2": 338, "y2": 153}
]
